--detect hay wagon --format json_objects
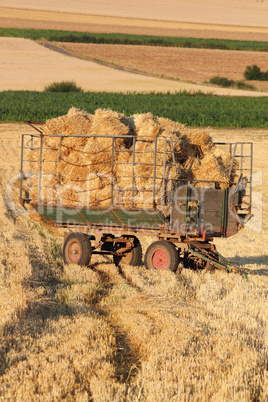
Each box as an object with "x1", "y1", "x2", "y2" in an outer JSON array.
[{"x1": 20, "y1": 127, "x2": 253, "y2": 274}]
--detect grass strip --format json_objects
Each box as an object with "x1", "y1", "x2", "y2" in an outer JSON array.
[{"x1": 1, "y1": 28, "x2": 268, "y2": 52}]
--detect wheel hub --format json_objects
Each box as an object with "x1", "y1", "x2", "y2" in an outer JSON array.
[
  {"x1": 67, "y1": 240, "x2": 82, "y2": 264},
  {"x1": 152, "y1": 249, "x2": 169, "y2": 270}
]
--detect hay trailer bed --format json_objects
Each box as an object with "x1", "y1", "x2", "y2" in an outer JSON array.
[
  {"x1": 20, "y1": 128, "x2": 253, "y2": 274},
  {"x1": 30, "y1": 203, "x2": 246, "y2": 274}
]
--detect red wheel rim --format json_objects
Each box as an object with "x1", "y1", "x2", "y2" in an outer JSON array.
[
  {"x1": 152, "y1": 249, "x2": 169, "y2": 270},
  {"x1": 66, "y1": 240, "x2": 82, "y2": 264}
]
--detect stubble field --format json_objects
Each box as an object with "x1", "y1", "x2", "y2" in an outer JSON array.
[
  {"x1": 59, "y1": 42, "x2": 268, "y2": 91},
  {"x1": 0, "y1": 123, "x2": 267, "y2": 400},
  {"x1": 0, "y1": 2, "x2": 268, "y2": 400}
]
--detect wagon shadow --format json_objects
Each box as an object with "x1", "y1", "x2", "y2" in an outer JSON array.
[
  {"x1": 230, "y1": 255, "x2": 268, "y2": 276},
  {"x1": 0, "y1": 235, "x2": 92, "y2": 377}
]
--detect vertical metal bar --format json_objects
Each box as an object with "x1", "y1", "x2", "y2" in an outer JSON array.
[
  {"x1": 162, "y1": 138, "x2": 167, "y2": 205},
  {"x1": 38, "y1": 135, "x2": 43, "y2": 204},
  {"x1": 185, "y1": 187, "x2": 191, "y2": 236},
  {"x1": 19, "y1": 134, "x2": 24, "y2": 203},
  {"x1": 29, "y1": 135, "x2": 34, "y2": 192},
  {"x1": 111, "y1": 136, "x2": 115, "y2": 207},
  {"x1": 221, "y1": 189, "x2": 228, "y2": 237},
  {"x1": 131, "y1": 137, "x2": 136, "y2": 208},
  {"x1": 229, "y1": 142, "x2": 238, "y2": 178},
  {"x1": 57, "y1": 135, "x2": 63, "y2": 205},
  {"x1": 249, "y1": 142, "x2": 253, "y2": 212},
  {"x1": 169, "y1": 139, "x2": 176, "y2": 166},
  {"x1": 153, "y1": 137, "x2": 158, "y2": 207}
]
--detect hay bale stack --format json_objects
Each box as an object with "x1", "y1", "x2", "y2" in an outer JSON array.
[
  {"x1": 59, "y1": 174, "x2": 112, "y2": 207},
  {"x1": 27, "y1": 108, "x2": 237, "y2": 213}
]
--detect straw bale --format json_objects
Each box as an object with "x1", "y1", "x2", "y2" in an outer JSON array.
[
  {"x1": 42, "y1": 115, "x2": 68, "y2": 135},
  {"x1": 28, "y1": 175, "x2": 38, "y2": 202},
  {"x1": 90, "y1": 108, "x2": 129, "y2": 143},
  {"x1": 183, "y1": 128, "x2": 213, "y2": 156},
  {"x1": 59, "y1": 149, "x2": 90, "y2": 182},
  {"x1": 134, "y1": 141, "x2": 156, "y2": 186},
  {"x1": 41, "y1": 149, "x2": 60, "y2": 175},
  {"x1": 157, "y1": 130, "x2": 185, "y2": 165},
  {"x1": 114, "y1": 148, "x2": 134, "y2": 186},
  {"x1": 62, "y1": 107, "x2": 93, "y2": 148},
  {"x1": 190, "y1": 152, "x2": 230, "y2": 189},
  {"x1": 60, "y1": 140, "x2": 113, "y2": 181},
  {"x1": 88, "y1": 176, "x2": 112, "y2": 208},
  {"x1": 157, "y1": 117, "x2": 185, "y2": 135},
  {"x1": 58, "y1": 185, "x2": 80, "y2": 206},
  {"x1": 133, "y1": 140, "x2": 177, "y2": 210},
  {"x1": 131, "y1": 113, "x2": 161, "y2": 142},
  {"x1": 28, "y1": 148, "x2": 40, "y2": 172},
  {"x1": 42, "y1": 115, "x2": 68, "y2": 149},
  {"x1": 158, "y1": 129, "x2": 179, "y2": 142},
  {"x1": 213, "y1": 146, "x2": 239, "y2": 183},
  {"x1": 59, "y1": 173, "x2": 112, "y2": 207},
  {"x1": 41, "y1": 107, "x2": 93, "y2": 150},
  {"x1": 114, "y1": 149, "x2": 138, "y2": 207},
  {"x1": 28, "y1": 148, "x2": 59, "y2": 203},
  {"x1": 134, "y1": 139, "x2": 176, "y2": 187},
  {"x1": 81, "y1": 137, "x2": 113, "y2": 170},
  {"x1": 29, "y1": 175, "x2": 58, "y2": 204}
]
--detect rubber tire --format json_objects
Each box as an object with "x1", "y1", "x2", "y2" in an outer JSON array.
[
  {"x1": 63, "y1": 233, "x2": 92, "y2": 266},
  {"x1": 144, "y1": 240, "x2": 179, "y2": 272},
  {"x1": 113, "y1": 236, "x2": 142, "y2": 267}
]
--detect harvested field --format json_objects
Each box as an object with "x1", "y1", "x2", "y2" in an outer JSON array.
[
  {"x1": 2, "y1": 3, "x2": 268, "y2": 44},
  {"x1": 0, "y1": 122, "x2": 267, "y2": 400},
  {"x1": 1, "y1": 37, "x2": 268, "y2": 96},
  {"x1": 60, "y1": 42, "x2": 268, "y2": 89},
  {"x1": 1, "y1": 0, "x2": 268, "y2": 29},
  {"x1": 2, "y1": 2, "x2": 268, "y2": 95},
  {"x1": 2, "y1": 13, "x2": 268, "y2": 42}
]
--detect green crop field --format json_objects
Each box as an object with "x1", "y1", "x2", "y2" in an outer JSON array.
[
  {"x1": 0, "y1": 91, "x2": 268, "y2": 127},
  {"x1": 1, "y1": 28, "x2": 268, "y2": 52}
]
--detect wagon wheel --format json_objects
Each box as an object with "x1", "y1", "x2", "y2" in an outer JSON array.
[
  {"x1": 63, "y1": 233, "x2": 92, "y2": 266},
  {"x1": 113, "y1": 236, "x2": 142, "y2": 267},
  {"x1": 144, "y1": 240, "x2": 179, "y2": 272}
]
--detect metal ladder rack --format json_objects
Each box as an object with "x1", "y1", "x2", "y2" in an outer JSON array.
[
  {"x1": 215, "y1": 141, "x2": 253, "y2": 214},
  {"x1": 230, "y1": 142, "x2": 253, "y2": 215}
]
